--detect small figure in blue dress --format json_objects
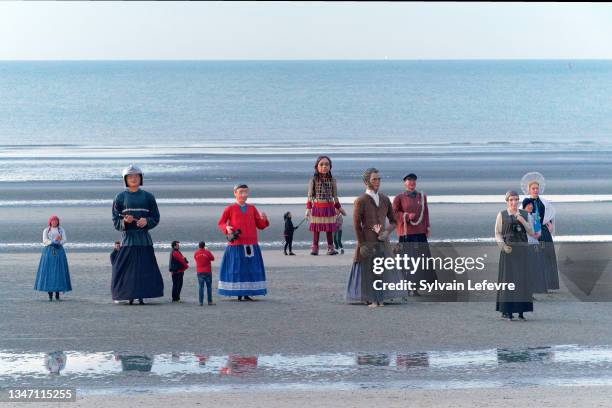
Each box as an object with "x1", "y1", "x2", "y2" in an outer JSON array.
[{"x1": 34, "y1": 215, "x2": 72, "y2": 301}]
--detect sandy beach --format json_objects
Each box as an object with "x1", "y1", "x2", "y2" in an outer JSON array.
[
  {"x1": 5, "y1": 385, "x2": 612, "y2": 407},
  {"x1": 3, "y1": 248, "x2": 612, "y2": 355},
  {"x1": 2, "y1": 56, "x2": 612, "y2": 406},
  {"x1": 69, "y1": 386, "x2": 612, "y2": 408}
]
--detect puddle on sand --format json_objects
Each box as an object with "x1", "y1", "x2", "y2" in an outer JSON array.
[{"x1": 3, "y1": 345, "x2": 612, "y2": 393}]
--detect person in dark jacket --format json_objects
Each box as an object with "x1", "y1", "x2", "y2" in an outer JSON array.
[
  {"x1": 495, "y1": 190, "x2": 534, "y2": 320},
  {"x1": 110, "y1": 241, "x2": 121, "y2": 265},
  {"x1": 111, "y1": 164, "x2": 164, "y2": 305},
  {"x1": 283, "y1": 212, "x2": 299, "y2": 256},
  {"x1": 169, "y1": 240, "x2": 189, "y2": 302}
]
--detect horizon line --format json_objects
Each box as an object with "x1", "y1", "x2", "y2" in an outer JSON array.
[{"x1": 1, "y1": 58, "x2": 612, "y2": 62}]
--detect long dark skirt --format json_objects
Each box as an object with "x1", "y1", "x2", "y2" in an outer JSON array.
[
  {"x1": 346, "y1": 243, "x2": 408, "y2": 303},
  {"x1": 399, "y1": 233, "x2": 437, "y2": 285},
  {"x1": 527, "y1": 244, "x2": 547, "y2": 294},
  {"x1": 540, "y1": 225, "x2": 560, "y2": 290},
  {"x1": 496, "y1": 245, "x2": 533, "y2": 314},
  {"x1": 111, "y1": 245, "x2": 164, "y2": 300}
]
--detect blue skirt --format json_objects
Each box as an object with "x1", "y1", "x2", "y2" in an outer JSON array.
[
  {"x1": 346, "y1": 260, "x2": 409, "y2": 303},
  {"x1": 34, "y1": 244, "x2": 72, "y2": 292},
  {"x1": 111, "y1": 245, "x2": 164, "y2": 300},
  {"x1": 346, "y1": 263, "x2": 363, "y2": 303},
  {"x1": 218, "y1": 244, "x2": 267, "y2": 297}
]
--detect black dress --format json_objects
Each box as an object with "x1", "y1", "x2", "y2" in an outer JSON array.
[
  {"x1": 111, "y1": 189, "x2": 164, "y2": 301},
  {"x1": 533, "y1": 198, "x2": 560, "y2": 290},
  {"x1": 398, "y1": 233, "x2": 437, "y2": 287},
  {"x1": 495, "y1": 210, "x2": 533, "y2": 315},
  {"x1": 284, "y1": 218, "x2": 296, "y2": 253}
]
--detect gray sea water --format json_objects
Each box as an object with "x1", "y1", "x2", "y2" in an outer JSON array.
[{"x1": 1, "y1": 60, "x2": 611, "y2": 250}]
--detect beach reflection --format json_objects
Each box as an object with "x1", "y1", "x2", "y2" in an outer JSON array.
[
  {"x1": 114, "y1": 353, "x2": 154, "y2": 372},
  {"x1": 220, "y1": 355, "x2": 258, "y2": 376},
  {"x1": 496, "y1": 347, "x2": 554, "y2": 364},
  {"x1": 396, "y1": 352, "x2": 430, "y2": 369},
  {"x1": 356, "y1": 353, "x2": 390, "y2": 367},
  {"x1": 2, "y1": 345, "x2": 612, "y2": 387},
  {"x1": 45, "y1": 351, "x2": 67, "y2": 374}
]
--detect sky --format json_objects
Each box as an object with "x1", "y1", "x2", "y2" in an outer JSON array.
[{"x1": 0, "y1": 2, "x2": 611, "y2": 60}]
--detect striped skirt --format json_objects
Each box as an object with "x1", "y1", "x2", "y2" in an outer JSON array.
[{"x1": 309, "y1": 201, "x2": 337, "y2": 232}]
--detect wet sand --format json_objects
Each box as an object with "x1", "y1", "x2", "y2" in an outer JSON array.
[
  {"x1": 5, "y1": 386, "x2": 612, "y2": 407},
  {"x1": 1, "y1": 201, "x2": 611, "y2": 253},
  {"x1": 3, "y1": 148, "x2": 612, "y2": 251},
  {"x1": 77, "y1": 386, "x2": 612, "y2": 407},
  {"x1": 2, "y1": 249, "x2": 612, "y2": 355},
  {"x1": 4, "y1": 248, "x2": 612, "y2": 406}
]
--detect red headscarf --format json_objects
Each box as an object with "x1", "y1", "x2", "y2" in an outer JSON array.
[{"x1": 48, "y1": 215, "x2": 60, "y2": 228}]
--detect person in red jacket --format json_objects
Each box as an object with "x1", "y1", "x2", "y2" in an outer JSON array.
[
  {"x1": 194, "y1": 241, "x2": 216, "y2": 306},
  {"x1": 169, "y1": 240, "x2": 189, "y2": 302},
  {"x1": 217, "y1": 184, "x2": 269, "y2": 301}
]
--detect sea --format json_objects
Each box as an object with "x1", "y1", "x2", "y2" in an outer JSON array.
[{"x1": 1, "y1": 60, "x2": 611, "y2": 251}]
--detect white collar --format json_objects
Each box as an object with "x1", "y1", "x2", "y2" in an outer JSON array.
[{"x1": 365, "y1": 189, "x2": 380, "y2": 207}]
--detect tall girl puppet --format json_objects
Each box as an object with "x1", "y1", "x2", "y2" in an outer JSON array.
[{"x1": 306, "y1": 156, "x2": 344, "y2": 256}]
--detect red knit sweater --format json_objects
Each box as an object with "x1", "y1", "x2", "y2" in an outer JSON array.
[
  {"x1": 392, "y1": 191, "x2": 430, "y2": 236},
  {"x1": 218, "y1": 203, "x2": 269, "y2": 246}
]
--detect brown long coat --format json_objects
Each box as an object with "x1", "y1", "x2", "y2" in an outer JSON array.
[{"x1": 352, "y1": 192, "x2": 397, "y2": 263}]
